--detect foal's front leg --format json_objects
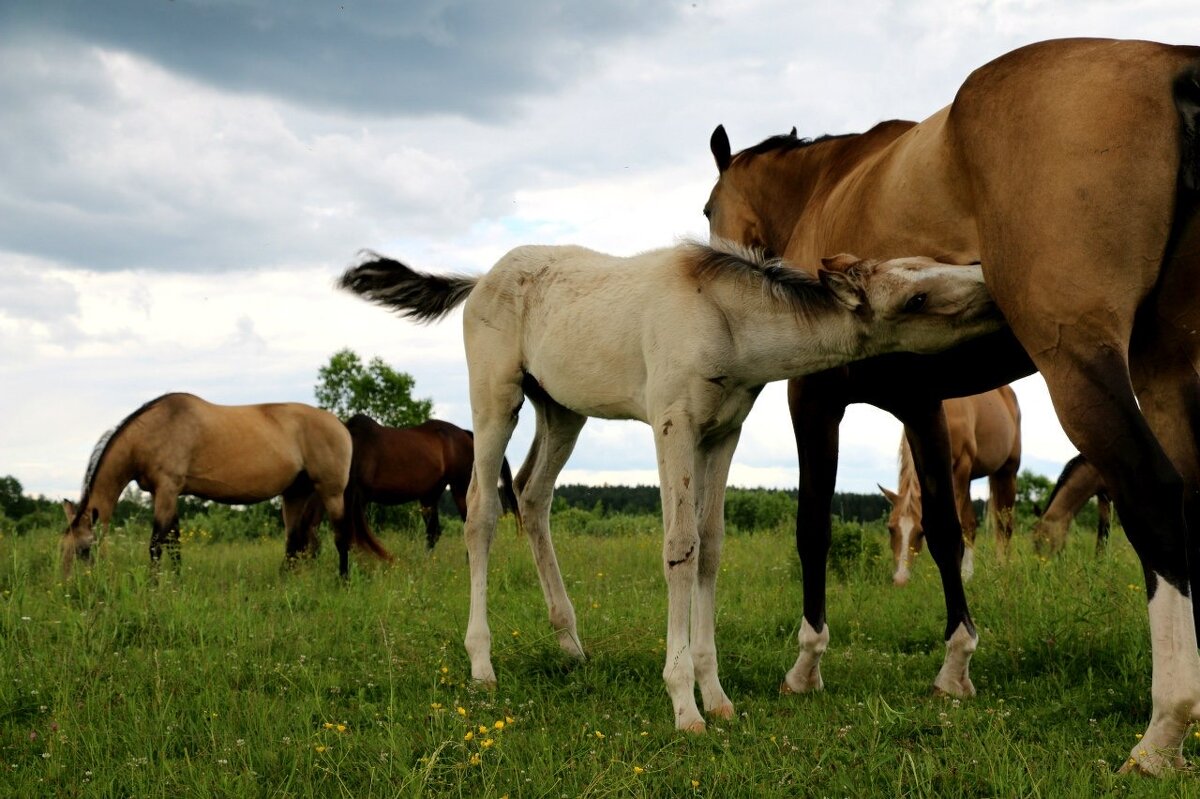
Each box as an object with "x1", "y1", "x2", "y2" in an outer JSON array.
[{"x1": 654, "y1": 414, "x2": 705, "y2": 732}]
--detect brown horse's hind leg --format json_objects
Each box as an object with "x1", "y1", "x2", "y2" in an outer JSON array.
[
  {"x1": 987, "y1": 466, "x2": 1018, "y2": 562},
  {"x1": 149, "y1": 489, "x2": 182, "y2": 573},
  {"x1": 1038, "y1": 341, "x2": 1199, "y2": 774},
  {"x1": 281, "y1": 489, "x2": 320, "y2": 566},
  {"x1": 952, "y1": 451, "x2": 977, "y2": 580}
]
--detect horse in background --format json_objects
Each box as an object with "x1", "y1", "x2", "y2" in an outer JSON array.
[
  {"x1": 335, "y1": 415, "x2": 520, "y2": 551},
  {"x1": 61, "y1": 393, "x2": 390, "y2": 578},
  {"x1": 881, "y1": 387, "x2": 1021, "y2": 585},
  {"x1": 704, "y1": 38, "x2": 1200, "y2": 771},
  {"x1": 1033, "y1": 454, "x2": 1112, "y2": 556},
  {"x1": 339, "y1": 239, "x2": 1001, "y2": 732}
]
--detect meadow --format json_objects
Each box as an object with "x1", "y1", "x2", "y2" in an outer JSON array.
[{"x1": 2, "y1": 511, "x2": 1198, "y2": 798}]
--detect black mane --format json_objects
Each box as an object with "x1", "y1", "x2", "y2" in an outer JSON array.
[
  {"x1": 686, "y1": 241, "x2": 847, "y2": 318},
  {"x1": 74, "y1": 393, "x2": 175, "y2": 520}
]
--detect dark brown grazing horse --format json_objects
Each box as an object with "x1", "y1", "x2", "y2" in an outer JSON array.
[
  {"x1": 704, "y1": 38, "x2": 1200, "y2": 772},
  {"x1": 339, "y1": 415, "x2": 520, "y2": 551},
  {"x1": 881, "y1": 386, "x2": 1021, "y2": 586},
  {"x1": 1033, "y1": 454, "x2": 1112, "y2": 556},
  {"x1": 61, "y1": 393, "x2": 390, "y2": 578}
]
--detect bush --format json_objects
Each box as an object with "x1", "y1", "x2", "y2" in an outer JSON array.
[{"x1": 827, "y1": 518, "x2": 883, "y2": 579}]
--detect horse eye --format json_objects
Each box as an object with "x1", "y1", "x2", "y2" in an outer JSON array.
[{"x1": 903, "y1": 293, "x2": 928, "y2": 313}]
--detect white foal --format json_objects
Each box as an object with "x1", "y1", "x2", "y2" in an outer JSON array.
[{"x1": 340, "y1": 240, "x2": 1003, "y2": 731}]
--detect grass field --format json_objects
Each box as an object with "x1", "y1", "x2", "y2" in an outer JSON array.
[{"x1": 2, "y1": 514, "x2": 1198, "y2": 797}]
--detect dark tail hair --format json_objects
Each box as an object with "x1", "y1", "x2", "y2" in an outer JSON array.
[
  {"x1": 345, "y1": 480, "x2": 393, "y2": 562},
  {"x1": 499, "y1": 456, "x2": 522, "y2": 532},
  {"x1": 1176, "y1": 62, "x2": 1200, "y2": 191},
  {"x1": 338, "y1": 252, "x2": 477, "y2": 322}
]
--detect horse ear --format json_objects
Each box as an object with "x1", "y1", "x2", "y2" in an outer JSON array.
[
  {"x1": 789, "y1": 126, "x2": 798, "y2": 138},
  {"x1": 711, "y1": 125, "x2": 732, "y2": 173},
  {"x1": 878, "y1": 484, "x2": 900, "y2": 505},
  {"x1": 62, "y1": 499, "x2": 76, "y2": 521},
  {"x1": 820, "y1": 253, "x2": 861, "y2": 272},
  {"x1": 820, "y1": 269, "x2": 863, "y2": 311}
]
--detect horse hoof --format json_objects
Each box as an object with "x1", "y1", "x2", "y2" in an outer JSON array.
[
  {"x1": 781, "y1": 669, "x2": 824, "y2": 695},
  {"x1": 931, "y1": 678, "x2": 975, "y2": 699},
  {"x1": 678, "y1": 717, "x2": 706, "y2": 734},
  {"x1": 707, "y1": 702, "x2": 735, "y2": 720}
]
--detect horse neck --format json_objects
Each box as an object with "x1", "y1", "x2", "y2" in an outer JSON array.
[
  {"x1": 738, "y1": 150, "x2": 832, "y2": 262},
  {"x1": 82, "y1": 435, "x2": 136, "y2": 523},
  {"x1": 895, "y1": 436, "x2": 923, "y2": 519},
  {"x1": 1041, "y1": 471, "x2": 1094, "y2": 524},
  {"x1": 725, "y1": 304, "x2": 862, "y2": 384}
]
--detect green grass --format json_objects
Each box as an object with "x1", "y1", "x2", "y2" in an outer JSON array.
[{"x1": 1, "y1": 516, "x2": 1197, "y2": 797}]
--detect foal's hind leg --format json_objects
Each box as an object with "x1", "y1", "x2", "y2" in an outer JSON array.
[
  {"x1": 463, "y1": 376, "x2": 524, "y2": 685},
  {"x1": 690, "y1": 429, "x2": 741, "y2": 721},
  {"x1": 516, "y1": 396, "x2": 587, "y2": 660}
]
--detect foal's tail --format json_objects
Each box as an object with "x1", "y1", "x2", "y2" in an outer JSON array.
[{"x1": 338, "y1": 252, "x2": 478, "y2": 322}]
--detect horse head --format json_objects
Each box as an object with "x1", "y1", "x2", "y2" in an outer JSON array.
[
  {"x1": 60, "y1": 499, "x2": 97, "y2": 574},
  {"x1": 819, "y1": 255, "x2": 1003, "y2": 356}
]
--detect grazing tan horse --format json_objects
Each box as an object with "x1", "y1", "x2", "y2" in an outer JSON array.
[
  {"x1": 1033, "y1": 454, "x2": 1112, "y2": 556},
  {"x1": 704, "y1": 38, "x2": 1200, "y2": 771},
  {"x1": 339, "y1": 240, "x2": 1001, "y2": 732},
  {"x1": 61, "y1": 393, "x2": 390, "y2": 578},
  {"x1": 338, "y1": 414, "x2": 520, "y2": 551},
  {"x1": 881, "y1": 387, "x2": 1021, "y2": 586}
]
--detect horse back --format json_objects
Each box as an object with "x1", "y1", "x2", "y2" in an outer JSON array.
[
  {"x1": 134, "y1": 394, "x2": 350, "y2": 500},
  {"x1": 348, "y1": 417, "x2": 472, "y2": 501}
]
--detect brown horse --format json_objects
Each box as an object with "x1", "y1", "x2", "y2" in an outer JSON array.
[
  {"x1": 704, "y1": 38, "x2": 1200, "y2": 772},
  {"x1": 61, "y1": 393, "x2": 390, "y2": 578},
  {"x1": 881, "y1": 387, "x2": 1021, "y2": 586},
  {"x1": 339, "y1": 415, "x2": 520, "y2": 551},
  {"x1": 1033, "y1": 454, "x2": 1112, "y2": 557}
]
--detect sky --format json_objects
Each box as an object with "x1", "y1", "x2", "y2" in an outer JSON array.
[{"x1": 2, "y1": 0, "x2": 1198, "y2": 503}]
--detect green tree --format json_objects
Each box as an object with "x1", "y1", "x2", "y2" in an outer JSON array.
[{"x1": 314, "y1": 348, "x2": 433, "y2": 428}]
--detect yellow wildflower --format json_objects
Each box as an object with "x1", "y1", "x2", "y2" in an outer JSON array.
[
  {"x1": 633, "y1": 766, "x2": 644, "y2": 775},
  {"x1": 315, "y1": 745, "x2": 327, "y2": 753},
  {"x1": 336, "y1": 724, "x2": 347, "y2": 733},
  {"x1": 465, "y1": 731, "x2": 474, "y2": 741},
  {"x1": 457, "y1": 706, "x2": 467, "y2": 716},
  {"x1": 506, "y1": 716, "x2": 515, "y2": 724},
  {"x1": 469, "y1": 753, "x2": 481, "y2": 766},
  {"x1": 494, "y1": 720, "x2": 505, "y2": 730},
  {"x1": 482, "y1": 738, "x2": 494, "y2": 748},
  {"x1": 691, "y1": 779, "x2": 700, "y2": 788},
  {"x1": 430, "y1": 702, "x2": 443, "y2": 710},
  {"x1": 323, "y1": 722, "x2": 334, "y2": 730},
  {"x1": 479, "y1": 724, "x2": 488, "y2": 734},
  {"x1": 594, "y1": 730, "x2": 605, "y2": 739}
]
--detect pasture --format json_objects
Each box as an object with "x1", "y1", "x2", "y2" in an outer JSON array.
[{"x1": 1, "y1": 513, "x2": 1196, "y2": 797}]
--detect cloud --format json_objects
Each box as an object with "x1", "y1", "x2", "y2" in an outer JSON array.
[{"x1": 0, "y1": 0, "x2": 680, "y2": 120}]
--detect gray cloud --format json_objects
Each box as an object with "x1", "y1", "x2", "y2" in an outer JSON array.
[{"x1": 0, "y1": 0, "x2": 680, "y2": 120}]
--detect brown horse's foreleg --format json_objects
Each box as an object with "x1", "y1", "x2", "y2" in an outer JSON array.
[
  {"x1": 895, "y1": 401, "x2": 976, "y2": 698},
  {"x1": 420, "y1": 489, "x2": 444, "y2": 551},
  {"x1": 281, "y1": 490, "x2": 320, "y2": 566},
  {"x1": 782, "y1": 371, "x2": 846, "y2": 694}
]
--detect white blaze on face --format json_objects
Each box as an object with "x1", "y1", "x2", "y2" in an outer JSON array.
[{"x1": 893, "y1": 514, "x2": 916, "y2": 585}]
